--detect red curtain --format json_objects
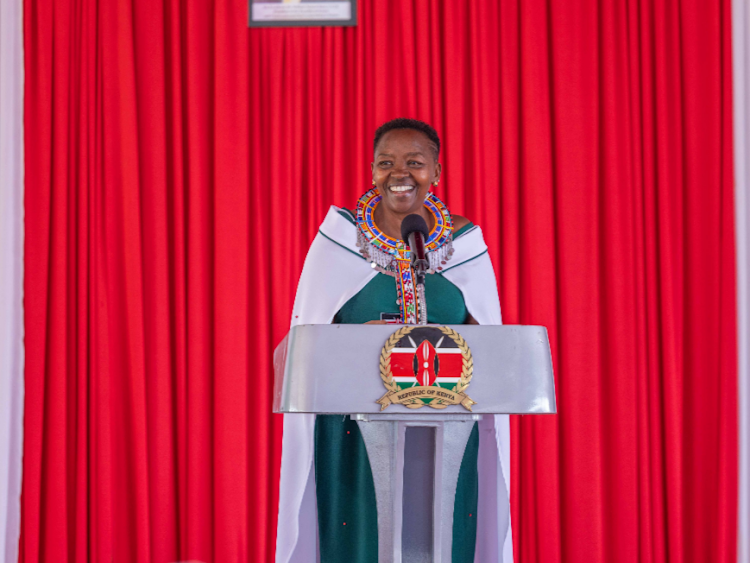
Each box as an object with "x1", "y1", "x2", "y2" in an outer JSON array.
[{"x1": 22, "y1": 0, "x2": 737, "y2": 561}]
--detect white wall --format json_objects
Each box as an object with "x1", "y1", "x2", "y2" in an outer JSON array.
[
  {"x1": 0, "y1": 0, "x2": 25, "y2": 561},
  {"x1": 733, "y1": 1, "x2": 750, "y2": 562}
]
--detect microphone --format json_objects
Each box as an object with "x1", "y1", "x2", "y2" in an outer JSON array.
[
  {"x1": 401, "y1": 214, "x2": 430, "y2": 325},
  {"x1": 401, "y1": 214, "x2": 430, "y2": 281}
]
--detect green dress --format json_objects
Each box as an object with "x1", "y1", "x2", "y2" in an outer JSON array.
[{"x1": 314, "y1": 214, "x2": 479, "y2": 563}]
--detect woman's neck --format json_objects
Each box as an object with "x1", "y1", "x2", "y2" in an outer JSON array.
[{"x1": 373, "y1": 203, "x2": 435, "y2": 240}]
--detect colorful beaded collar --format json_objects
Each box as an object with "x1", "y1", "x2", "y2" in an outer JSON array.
[{"x1": 355, "y1": 187, "x2": 455, "y2": 275}]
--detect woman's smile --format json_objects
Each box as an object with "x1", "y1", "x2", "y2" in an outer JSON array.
[{"x1": 388, "y1": 185, "x2": 415, "y2": 193}]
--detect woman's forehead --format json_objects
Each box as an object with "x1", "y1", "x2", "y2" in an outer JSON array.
[{"x1": 375, "y1": 129, "x2": 436, "y2": 156}]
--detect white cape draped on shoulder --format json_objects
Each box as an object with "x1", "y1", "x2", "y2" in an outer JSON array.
[{"x1": 276, "y1": 207, "x2": 513, "y2": 563}]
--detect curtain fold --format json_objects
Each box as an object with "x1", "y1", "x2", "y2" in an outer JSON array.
[
  {"x1": 732, "y1": 1, "x2": 750, "y2": 562},
  {"x1": 21, "y1": 0, "x2": 737, "y2": 562},
  {"x1": 0, "y1": 0, "x2": 24, "y2": 561}
]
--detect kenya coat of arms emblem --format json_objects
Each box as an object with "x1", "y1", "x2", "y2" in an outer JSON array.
[{"x1": 377, "y1": 325, "x2": 476, "y2": 411}]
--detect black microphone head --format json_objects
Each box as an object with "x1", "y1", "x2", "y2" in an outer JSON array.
[{"x1": 400, "y1": 214, "x2": 429, "y2": 242}]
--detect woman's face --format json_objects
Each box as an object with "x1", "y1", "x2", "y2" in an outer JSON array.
[{"x1": 371, "y1": 129, "x2": 441, "y2": 217}]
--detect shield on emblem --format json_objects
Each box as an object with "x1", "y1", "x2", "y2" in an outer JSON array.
[
  {"x1": 415, "y1": 340, "x2": 437, "y2": 386},
  {"x1": 388, "y1": 327, "x2": 465, "y2": 394}
]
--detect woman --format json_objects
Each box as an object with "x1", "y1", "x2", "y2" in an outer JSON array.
[{"x1": 276, "y1": 119, "x2": 512, "y2": 563}]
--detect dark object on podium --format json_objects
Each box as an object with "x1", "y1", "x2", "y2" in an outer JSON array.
[{"x1": 274, "y1": 323, "x2": 556, "y2": 562}]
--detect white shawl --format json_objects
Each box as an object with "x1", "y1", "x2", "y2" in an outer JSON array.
[{"x1": 276, "y1": 207, "x2": 513, "y2": 563}]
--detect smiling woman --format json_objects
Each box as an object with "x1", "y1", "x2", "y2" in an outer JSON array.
[{"x1": 276, "y1": 119, "x2": 512, "y2": 562}]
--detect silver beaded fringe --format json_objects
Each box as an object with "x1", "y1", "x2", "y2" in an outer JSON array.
[{"x1": 356, "y1": 230, "x2": 454, "y2": 276}]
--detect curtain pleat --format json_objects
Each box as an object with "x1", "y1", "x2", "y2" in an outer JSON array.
[{"x1": 21, "y1": 0, "x2": 737, "y2": 562}]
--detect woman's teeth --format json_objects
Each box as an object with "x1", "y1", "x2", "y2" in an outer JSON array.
[{"x1": 390, "y1": 185, "x2": 414, "y2": 193}]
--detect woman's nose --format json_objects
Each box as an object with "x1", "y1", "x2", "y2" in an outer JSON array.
[{"x1": 391, "y1": 164, "x2": 409, "y2": 177}]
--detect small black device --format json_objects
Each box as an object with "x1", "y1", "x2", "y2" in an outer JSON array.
[{"x1": 380, "y1": 312, "x2": 402, "y2": 323}]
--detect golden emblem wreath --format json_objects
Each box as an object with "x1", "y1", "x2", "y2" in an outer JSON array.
[{"x1": 378, "y1": 325, "x2": 475, "y2": 410}]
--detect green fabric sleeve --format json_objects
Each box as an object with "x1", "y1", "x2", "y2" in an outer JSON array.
[
  {"x1": 452, "y1": 422, "x2": 480, "y2": 562},
  {"x1": 315, "y1": 416, "x2": 378, "y2": 563}
]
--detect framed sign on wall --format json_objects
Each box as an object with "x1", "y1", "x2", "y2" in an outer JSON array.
[{"x1": 248, "y1": 0, "x2": 357, "y2": 27}]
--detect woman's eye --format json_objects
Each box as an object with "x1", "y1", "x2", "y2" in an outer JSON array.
[
  {"x1": 409, "y1": 161, "x2": 423, "y2": 166},
  {"x1": 379, "y1": 161, "x2": 392, "y2": 167}
]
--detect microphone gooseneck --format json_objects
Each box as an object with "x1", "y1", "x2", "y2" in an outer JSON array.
[{"x1": 401, "y1": 214, "x2": 430, "y2": 324}]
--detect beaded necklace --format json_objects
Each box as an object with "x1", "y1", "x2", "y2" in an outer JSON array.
[{"x1": 355, "y1": 188, "x2": 455, "y2": 324}]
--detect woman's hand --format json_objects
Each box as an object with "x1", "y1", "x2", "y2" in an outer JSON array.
[{"x1": 464, "y1": 313, "x2": 479, "y2": 325}]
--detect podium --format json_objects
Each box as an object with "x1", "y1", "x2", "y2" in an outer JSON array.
[{"x1": 274, "y1": 324, "x2": 556, "y2": 563}]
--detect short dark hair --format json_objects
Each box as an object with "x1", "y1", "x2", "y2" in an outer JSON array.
[{"x1": 373, "y1": 118, "x2": 441, "y2": 159}]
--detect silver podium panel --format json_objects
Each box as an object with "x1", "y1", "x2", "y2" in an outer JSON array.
[{"x1": 274, "y1": 324, "x2": 556, "y2": 415}]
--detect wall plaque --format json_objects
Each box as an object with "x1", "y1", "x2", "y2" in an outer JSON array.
[{"x1": 248, "y1": 0, "x2": 357, "y2": 28}]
